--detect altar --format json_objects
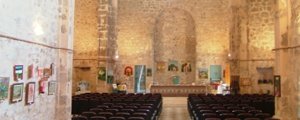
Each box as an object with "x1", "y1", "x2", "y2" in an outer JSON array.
[{"x1": 150, "y1": 84, "x2": 208, "y2": 97}]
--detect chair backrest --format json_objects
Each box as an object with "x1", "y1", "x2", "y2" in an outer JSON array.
[
  {"x1": 81, "y1": 111, "x2": 97, "y2": 118},
  {"x1": 90, "y1": 116, "x2": 107, "y2": 120},
  {"x1": 72, "y1": 116, "x2": 88, "y2": 120},
  {"x1": 224, "y1": 118, "x2": 241, "y2": 120},
  {"x1": 244, "y1": 118, "x2": 260, "y2": 120},
  {"x1": 108, "y1": 116, "x2": 126, "y2": 120},
  {"x1": 127, "y1": 117, "x2": 145, "y2": 120},
  {"x1": 254, "y1": 113, "x2": 271, "y2": 119}
]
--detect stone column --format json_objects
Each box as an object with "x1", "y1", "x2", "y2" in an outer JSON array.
[{"x1": 55, "y1": 0, "x2": 74, "y2": 119}]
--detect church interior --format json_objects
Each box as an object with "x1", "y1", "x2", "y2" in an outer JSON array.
[{"x1": 0, "y1": 0, "x2": 300, "y2": 120}]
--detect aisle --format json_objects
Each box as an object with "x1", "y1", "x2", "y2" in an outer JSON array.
[{"x1": 159, "y1": 97, "x2": 190, "y2": 120}]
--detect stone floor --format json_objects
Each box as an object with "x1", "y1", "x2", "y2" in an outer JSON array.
[{"x1": 159, "y1": 97, "x2": 191, "y2": 120}]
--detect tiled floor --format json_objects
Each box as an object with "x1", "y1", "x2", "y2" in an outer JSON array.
[{"x1": 159, "y1": 97, "x2": 191, "y2": 120}]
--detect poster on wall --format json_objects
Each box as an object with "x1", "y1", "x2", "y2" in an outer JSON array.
[
  {"x1": 48, "y1": 81, "x2": 56, "y2": 95},
  {"x1": 10, "y1": 83, "x2": 24, "y2": 103},
  {"x1": 98, "y1": 67, "x2": 106, "y2": 81},
  {"x1": 39, "y1": 78, "x2": 47, "y2": 94},
  {"x1": 172, "y1": 76, "x2": 180, "y2": 85},
  {"x1": 26, "y1": 82, "x2": 35, "y2": 105},
  {"x1": 14, "y1": 65, "x2": 23, "y2": 81},
  {"x1": 198, "y1": 68, "x2": 208, "y2": 79},
  {"x1": 156, "y1": 61, "x2": 166, "y2": 72},
  {"x1": 124, "y1": 66, "x2": 133, "y2": 76},
  {"x1": 107, "y1": 75, "x2": 114, "y2": 84},
  {"x1": 181, "y1": 62, "x2": 192, "y2": 72},
  {"x1": 134, "y1": 65, "x2": 146, "y2": 93},
  {"x1": 147, "y1": 68, "x2": 152, "y2": 77},
  {"x1": 274, "y1": 75, "x2": 281, "y2": 97},
  {"x1": 0, "y1": 77, "x2": 9, "y2": 102},
  {"x1": 210, "y1": 65, "x2": 222, "y2": 82},
  {"x1": 168, "y1": 60, "x2": 179, "y2": 71},
  {"x1": 27, "y1": 64, "x2": 34, "y2": 79},
  {"x1": 43, "y1": 68, "x2": 52, "y2": 78}
]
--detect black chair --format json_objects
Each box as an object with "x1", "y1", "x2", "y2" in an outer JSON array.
[
  {"x1": 219, "y1": 113, "x2": 236, "y2": 119},
  {"x1": 202, "y1": 113, "x2": 218, "y2": 120},
  {"x1": 115, "y1": 112, "x2": 131, "y2": 119},
  {"x1": 98, "y1": 112, "x2": 113, "y2": 118},
  {"x1": 204, "y1": 118, "x2": 221, "y2": 120},
  {"x1": 72, "y1": 116, "x2": 88, "y2": 120},
  {"x1": 247, "y1": 110, "x2": 262, "y2": 114},
  {"x1": 237, "y1": 113, "x2": 253, "y2": 119},
  {"x1": 128, "y1": 117, "x2": 145, "y2": 120},
  {"x1": 90, "y1": 108, "x2": 104, "y2": 113},
  {"x1": 254, "y1": 113, "x2": 271, "y2": 119},
  {"x1": 81, "y1": 111, "x2": 97, "y2": 118},
  {"x1": 224, "y1": 118, "x2": 241, "y2": 120},
  {"x1": 90, "y1": 116, "x2": 107, "y2": 120},
  {"x1": 244, "y1": 118, "x2": 260, "y2": 120},
  {"x1": 108, "y1": 116, "x2": 126, "y2": 120}
]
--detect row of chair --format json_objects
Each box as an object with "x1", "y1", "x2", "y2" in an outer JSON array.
[
  {"x1": 72, "y1": 93, "x2": 162, "y2": 120},
  {"x1": 188, "y1": 94, "x2": 275, "y2": 120}
]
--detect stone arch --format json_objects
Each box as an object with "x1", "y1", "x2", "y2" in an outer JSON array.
[{"x1": 153, "y1": 8, "x2": 196, "y2": 84}]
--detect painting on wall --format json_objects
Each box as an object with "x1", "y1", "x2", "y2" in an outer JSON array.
[
  {"x1": 168, "y1": 60, "x2": 179, "y2": 71},
  {"x1": 26, "y1": 82, "x2": 35, "y2": 105},
  {"x1": 134, "y1": 65, "x2": 146, "y2": 93},
  {"x1": 181, "y1": 62, "x2": 192, "y2": 72},
  {"x1": 14, "y1": 65, "x2": 23, "y2": 81},
  {"x1": 10, "y1": 83, "x2": 24, "y2": 103},
  {"x1": 48, "y1": 81, "x2": 56, "y2": 95},
  {"x1": 124, "y1": 66, "x2": 133, "y2": 76},
  {"x1": 274, "y1": 75, "x2": 281, "y2": 97},
  {"x1": 172, "y1": 76, "x2": 180, "y2": 85},
  {"x1": 27, "y1": 64, "x2": 33, "y2": 79},
  {"x1": 210, "y1": 65, "x2": 222, "y2": 82},
  {"x1": 0, "y1": 77, "x2": 9, "y2": 101},
  {"x1": 39, "y1": 78, "x2": 47, "y2": 94},
  {"x1": 156, "y1": 61, "x2": 166, "y2": 72},
  {"x1": 147, "y1": 68, "x2": 152, "y2": 77},
  {"x1": 43, "y1": 68, "x2": 52, "y2": 78},
  {"x1": 98, "y1": 67, "x2": 106, "y2": 81},
  {"x1": 107, "y1": 75, "x2": 114, "y2": 84},
  {"x1": 198, "y1": 68, "x2": 208, "y2": 79}
]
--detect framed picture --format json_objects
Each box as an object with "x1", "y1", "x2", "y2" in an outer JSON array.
[
  {"x1": 146, "y1": 68, "x2": 152, "y2": 77},
  {"x1": 26, "y1": 82, "x2": 35, "y2": 105},
  {"x1": 107, "y1": 75, "x2": 114, "y2": 84},
  {"x1": 156, "y1": 61, "x2": 166, "y2": 72},
  {"x1": 10, "y1": 83, "x2": 24, "y2": 103},
  {"x1": 124, "y1": 66, "x2": 133, "y2": 76},
  {"x1": 39, "y1": 78, "x2": 47, "y2": 94},
  {"x1": 168, "y1": 60, "x2": 179, "y2": 71},
  {"x1": 181, "y1": 62, "x2": 192, "y2": 72},
  {"x1": 0, "y1": 77, "x2": 10, "y2": 101},
  {"x1": 14, "y1": 65, "x2": 24, "y2": 81},
  {"x1": 43, "y1": 68, "x2": 51, "y2": 77},
  {"x1": 28, "y1": 64, "x2": 33, "y2": 79},
  {"x1": 98, "y1": 67, "x2": 106, "y2": 80},
  {"x1": 48, "y1": 81, "x2": 56, "y2": 95},
  {"x1": 198, "y1": 68, "x2": 208, "y2": 79},
  {"x1": 274, "y1": 75, "x2": 281, "y2": 97},
  {"x1": 210, "y1": 65, "x2": 222, "y2": 82}
]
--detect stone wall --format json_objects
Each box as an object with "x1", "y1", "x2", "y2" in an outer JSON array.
[
  {"x1": 230, "y1": 0, "x2": 275, "y2": 94},
  {"x1": 116, "y1": 0, "x2": 232, "y2": 92},
  {"x1": 73, "y1": 0, "x2": 100, "y2": 93},
  {"x1": 0, "y1": 0, "x2": 74, "y2": 120},
  {"x1": 274, "y1": 0, "x2": 300, "y2": 119}
]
